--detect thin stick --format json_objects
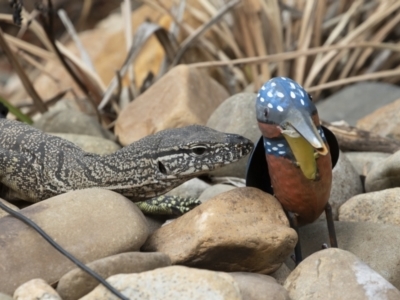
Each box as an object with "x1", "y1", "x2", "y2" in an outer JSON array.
[{"x1": 188, "y1": 42, "x2": 400, "y2": 68}]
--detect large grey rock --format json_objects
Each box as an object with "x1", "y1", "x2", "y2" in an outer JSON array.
[
  {"x1": 207, "y1": 93, "x2": 260, "y2": 178},
  {"x1": 81, "y1": 266, "x2": 242, "y2": 300},
  {"x1": 57, "y1": 252, "x2": 171, "y2": 300},
  {"x1": 339, "y1": 188, "x2": 400, "y2": 226},
  {"x1": 50, "y1": 133, "x2": 120, "y2": 155},
  {"x1": 297, "y1": 221, "x2": 400, "y2": 289},
  {"x1": 0, "y1": 188, "x2": 149, "y2": 295},
  {"x1": 319, "y1": 151, "x2": 363, "y2": 221},
  {"x1": 34, "y1": 109, "x2": 114, "y2": 140},
  {"x1": 284, "y1": 248, "x2": 400, "y2": 300},
  {"x1": 316, "y1": 82, "x2": 400, "y2": 126},
  {"x1": 143, "y1": 187, "x2": 297, "y2": 274},
  {"x1": 230, "y1": 272, "x2": 290, "y2": 300}
]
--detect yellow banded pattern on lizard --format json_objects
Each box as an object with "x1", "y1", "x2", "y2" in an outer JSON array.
[{"x1": 0, "y1": 119, "x2": 253, "y2": 213}]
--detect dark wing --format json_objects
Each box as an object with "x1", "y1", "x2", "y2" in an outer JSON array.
[
  {"x1": 245, "y1": 136, "x2": 273, "y2": 195},
  {"x1": 322, "y1": 125, "x2": 339, "y2": 169}
]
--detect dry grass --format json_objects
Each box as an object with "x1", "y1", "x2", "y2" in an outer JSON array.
[{"x1": 1, "y1": 0, "x2": 399, "y2": 118}]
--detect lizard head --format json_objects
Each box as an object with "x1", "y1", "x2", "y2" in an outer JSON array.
[{"x1": 152, "y1": 125, "x2": 253, "y2": 178}]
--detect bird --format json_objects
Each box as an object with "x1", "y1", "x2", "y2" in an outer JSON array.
[{"x1": 246, "y1": 77, "x2": 339, "y2": 263}]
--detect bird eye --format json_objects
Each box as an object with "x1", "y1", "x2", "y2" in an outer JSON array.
[
  {"x1": 191, "y1": 146, "x2": 207, "y2": 155},
  {"x1": 264, "y1": 108, "x2": 269, "y2": 117},
  {"x1": 307, "y1": 93, "x2": 313, "y2": 101}
]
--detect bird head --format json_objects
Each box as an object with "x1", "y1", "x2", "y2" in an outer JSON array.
[{"x1": 256, "y1": 77, "x2": 328, "y2": 180}]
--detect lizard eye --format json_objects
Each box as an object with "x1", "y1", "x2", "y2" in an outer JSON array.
[{"x1": 191, "y1": 146, "x2": 207, "y2": 156}]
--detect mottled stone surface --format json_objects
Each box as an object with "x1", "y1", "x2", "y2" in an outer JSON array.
[
  {"x1": 143, "y1": 187, "x2": 297, "y2": 274},
  {"x1": 81, "y1": 266, "x2": 242, "y2": 300},
  {"x1": 344, "y1": 151, "x2": 390, "y2": 176},
  {"x1": 0, "y1": 189, "x2": 149, "y2": 295},
  {"x1": 231, "y1": 272, "x2": 290, "y2": 300},
  {"x1": 57, "y1": 252, "x2": 171, "y2": 300},
  {"x1": 297, "y1": 221, "x2": 400, "y2": 289},
  {"x1": 284, "y1": 248, "x2": 400, "y2": 300},
  {"x1": 13, "y1": 279, "x2": 61, "y2": 300},
  {"x1": 339, "y1": 188, "x2": 400, "y2": 226}
]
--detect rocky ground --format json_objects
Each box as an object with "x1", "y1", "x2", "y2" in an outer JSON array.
[{"x1": 1, "y1": 64, "x2": 400, "y2": 300}]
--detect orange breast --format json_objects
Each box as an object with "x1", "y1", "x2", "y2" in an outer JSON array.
[{"x1": 266, "y1": 153, "x2": 332, "y2": 225}]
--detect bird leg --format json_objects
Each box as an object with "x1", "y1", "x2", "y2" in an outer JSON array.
[
  {"x1": 324, "y1": 202, "x2": 338, "y2": 248},
  {"x1": 286, "y1": 211, "x2": 303, "y2": 265}
]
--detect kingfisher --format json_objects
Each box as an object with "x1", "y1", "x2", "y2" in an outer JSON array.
[{"x1": 246, "y1": 77, "x2": 339, "y2": 263}]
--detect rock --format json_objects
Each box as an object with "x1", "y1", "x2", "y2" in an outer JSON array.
[
  {"x1": 269, "y1": 263, "x2": 292, "y2": 285},
  {"x1": 57, "y1": 252, "x2": 171, "y2": 300},
  {"x1": 316, "y1": 82, "x2": 400, "y2": 126},
  {"x1": 166, "y1": 178, "x2": 211, "y2": 200},
  {"x1": 115, "y1": 65, "x2": 229, "y2": 145},
  {"x1": 284, "y1": 248, "x2": 400, "y2": 300},
  {"x1": 318, "y1": 151, "x2": 363, "y2": 221},
  {"x1": 13, "y1": 278, "x2": 61, "y2": 300},
  {"x1": 145, "y1": 216, "x2": 166, "y2": 234},
  {"x1": 80, "y1": 266, "x2": 242, "y2": 300},
  {"x1": 357, "y1": 97, "x2": 400, "y2": 140},
  {"x1": 230, "y1": 272, "x2": 290, "y2": 300},
  {"x1": 339, "y1": 188, "x2": 400, "y2": 226},
  {"x1": 50, "y1": 133, "x2": 120, "y2": 155},
  {"x1": 207, "y1": 93, "x2": 260, "y2": 178},
  {"x1": 0, "y1": 293, "x2": 12, "y2": 300},
  {"x1": 344, "y1": 151, "x2": 391, "y2": 176},
  {"x1": 142, "y1": 187, "x2": 297, "y2": 274},
  {"x1": 34, "y1": 109, "x2": 114, "y2": 140},
  {"x1": 0, "y1": 188, "x2": 148, "y2": 295},
  {"x1": 198, "y1": 184, "x2": 236, "y2": 203},
  {"x1": 297, "y1": 221, "x2": 400, "y2": 288},
  {"x1": 365, "y1": 150, "x2": 400, "y2": 192},
  {"x1": 0, "y1": 198, "x2": 19, "y2": 219}
]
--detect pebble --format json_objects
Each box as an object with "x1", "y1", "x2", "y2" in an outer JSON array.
[
  {"x1": 115, "y1": 65, "x2": 229, "y2": 145},
  {"x1": 166, "y1": 178, "x2": 211, "y2": 200},
  {"x1": 284, "y1": 248, "x2": 400, "y2": 300},
  {"x1": 339, "y1": 188, "x2": 400, "y2": 226},
  {"x1": 344, "y1": 151, "x2": 391, "y2": 177},
  {"x1": 207, "y1": 92, "x2": 260, "y2": 178},
  {"x1": 0, "y1": 188, "x2": 149, "y2": 295},
  {"x1": 318, "y1": 151, "x2": 363, "y2": 221},
  {"x1": 34, "y1": 109, "x2": 114, "y2": 140},
  {"x1": 230, "y1": 272, "x2": 290, "y2": 300},
  {"x1": 357, "y1": 97, "x2": 400, "y2": 140},
  {"x1": 197, "y1": 184, "x2": 236, "y2": 203},
  {"x1": 13, "y1": 279, "x2": 61, "y2": 300},
  {"x1": 50, "y1": 133, "x2": 120, "y2": 155},
  {"x1": 365, "y1": 150, "x2": 400, "y2": 192},
  {"x1": 142, "y1": 187, "x2": 297, "y2": 274},
  {"x1": 57, "y1": 252, "x2": 171, "y2": 300},
  {"x1": 80, "y1": 266, "x2": 242, "y2": 300},
  {"x1": 297, "y1": 221, "x2": 400, "y2": 288}
]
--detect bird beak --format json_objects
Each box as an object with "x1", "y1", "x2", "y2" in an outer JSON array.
[{"x1": 280, "y1": 109, "x2": 328, "y2": 180}]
